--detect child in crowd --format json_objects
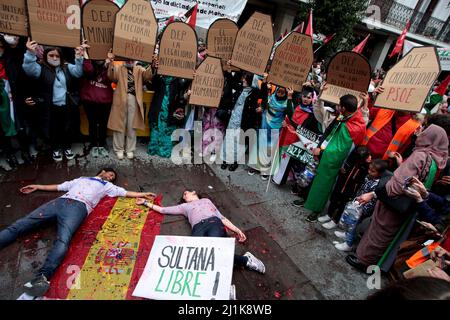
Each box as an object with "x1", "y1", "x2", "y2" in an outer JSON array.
[
  {"x1": 332, "y1": 159, "x2": 388, "y2": 251},
  {"x1": 318, "y1": 146, "x2": 372, "y2": 228}
]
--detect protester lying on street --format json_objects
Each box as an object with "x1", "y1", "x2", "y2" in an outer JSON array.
[
  {"x1": 136, "y1": 190, "x2": 266, "y2": 274},
  {"x1": 0, "y1": 168, "x2": 156, "y2": 297},
  {"x1": 22, "y1": 38, "x2": 85, "y2": 163}
]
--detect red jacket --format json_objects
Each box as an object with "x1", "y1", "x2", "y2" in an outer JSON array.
[{"x1": 80, "y1": 60, "x2": 113, "y2": 105}]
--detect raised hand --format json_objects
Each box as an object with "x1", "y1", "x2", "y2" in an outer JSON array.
[{"x1": 26, "y1": 38, "x2": 38, "y2": 55}]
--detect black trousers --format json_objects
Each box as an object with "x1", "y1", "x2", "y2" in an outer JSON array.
[
  {"x1": 49, "y1": 105, "x2": 72, "y2": 151},
  {"x1": 83, "y1": 102, "x2": 111, "y2": 147}
]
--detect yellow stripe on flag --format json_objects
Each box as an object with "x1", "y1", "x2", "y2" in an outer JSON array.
[{"x1": 67, "y1": 198, "x2": 149, "y2": 300}]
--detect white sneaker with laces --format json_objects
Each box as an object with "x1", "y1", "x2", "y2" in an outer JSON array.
[
  {"x1": 244, "y1": 252, "x2": 265, "y2": 274},
  {"x1": 335, "y1": 242, "x2": 352, "y2": 252},
  {"x1": 318, "y1": 215, "x2": 332, "y2": 223},
  {"x1": 334, "y1": 230, "x2": 347, "y2": 240},
  {"x1": 64, "y1": 149, "x2": 75, "y2": 160},
  {"x1": 322, "y1": 220, "x2": 338, "y2": 230},
  {"x1": 52, "y1": 150, "x2": 63, "y2": 162}
]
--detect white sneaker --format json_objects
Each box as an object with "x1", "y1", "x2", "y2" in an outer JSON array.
[
  {"x1": 126, "y1": 152, "x2": 134, "y2": 159},
  {"x1": 334, "y1": 231, "x2": 347, "y2": 240},
  {"x1": 116, "y1": 151, "x2": 124, "y2": 160},
  {"x1": 318, "y1": 215, "x2": 332, "y2": 223},
  {"x1": 335, "y1": 242, "x2": 352, "y2": 252},
  {"x1": 244, "y1": 252, "x2": 266, "y2": 274},
  {"x1": 64, "y1": 149, "x2": 75, "y2": 160},
  {"x1": 322, "y1": 220, "x2": 338, "y2": 230},
  {"x1": 209, "y1": 154, "x2": 217, "y2": 163},
  {"x1": 52, "y1": 150, "x2": 63, "y2": 162}
]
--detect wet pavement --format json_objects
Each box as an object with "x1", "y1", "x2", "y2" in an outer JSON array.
[{"x1": 0, "y1": 140, "x2": 385, "y2": 300}]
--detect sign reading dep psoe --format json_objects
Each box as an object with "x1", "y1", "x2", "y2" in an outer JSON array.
[{"x1": 132, "y1": 236, "x2": 235, "y2": 300}]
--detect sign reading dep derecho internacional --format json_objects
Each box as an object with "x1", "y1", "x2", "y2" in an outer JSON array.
[
  {"x1": 319, "y1": 51, "x2": 371, "y2": 105},
  {"x1": 0, "y1": 0, "x2": 29, "y2": 37},
  {"x1": 132, "y1": 236, "x2": 235, "y2": 300},
  {"x1": 230, "y1": 11, "x2": 274, "y2": 75},
  {"x1": 268, "y1": 32, "x2": 314, "y2": 92},
  {"x1": 27, "y1": 0, "x2": 81, "y2": 48},
  {"x1": 82, "y1": 0, "x2": 119, "y2": 61},
  {"x1": 113, "y1": 0, "x2": 158, "y2": 63},
  {"x1": 375, "y1": 46, "x2": 441, "y2": 113},
  {"x1": 189, "y1": 57, "x2": 224, "y2": 108},
  {"x1": 158, "y1": 21, "x2": 198, "y2": 80},
  {"x1": 207, "y1": 19, "x2": 239, "y2": 64}
]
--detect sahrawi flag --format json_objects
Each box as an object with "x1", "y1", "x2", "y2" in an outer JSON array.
[{"x1": 426, "y1": 74, "x2": 450, "y2": 113}]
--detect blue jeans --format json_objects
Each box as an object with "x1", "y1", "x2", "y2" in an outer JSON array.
[
  {"x1": 192, "y1": 217, "x2": 248, "y2": 267},
  {"x1": 0, "y1": 198, "x2": 87, "y2": 279}
]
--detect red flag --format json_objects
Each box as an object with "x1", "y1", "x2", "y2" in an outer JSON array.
[
  {"x1": 389, "y1": 21, "x2": 411, "y2": 58},
  {"x1": 435, "y1": 75, "x2": 450, "y2": 96},
  {"x1": 323, "y1": 33, "x2": 336, "y2": 45},
  {"x1": 293, "y1": 22, "x2": 304, "y2": 33},
  {"x1": 165, "y1": 16, "x2": 175, "y2": 26},
  {"x1": 186, "y1": 4, "x2": 198, "y2": 28},
  {"x1": 305, "y1": 10, "x2": 313, "y2": 37},
  {"x1": 352, "y1": 34, "x2": 370, "y2": 54}
]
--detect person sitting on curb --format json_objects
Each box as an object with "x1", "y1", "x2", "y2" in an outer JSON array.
[{"x1": 0, "y1": 168, "x2": 156, "y2": 297}]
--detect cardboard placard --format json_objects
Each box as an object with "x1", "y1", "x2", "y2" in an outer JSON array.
[
  {"x1": 268, "y1": 32, "x2": 314, "y2": 91},
  {"x1": 319, "y1": 51, "x2": 372, "y2": 105},
  {"x1": 27, "y1": 0, "x2": 81, "y2": 48},
  {"x1": 375, "y1": 46, "x2": 441, "y2": 112},
  {"x1": 158, "y1": 21, "x2": 198, "y2": 80},
  {"x1": 230, "y1": 11, "x2": 274, "y2": 76},
  {"x1": 189, "y1": 57, "x2": 224, "y2": 108},
  {"x1": 113, "y1": 0, "x2": 158, "y2": 63},
  {"x1": 207, "y1": 18, "x2": 238, "y2": 64},
  {"x1": 403, "y1": 259, "x2": 439, "y2": 279},
  {"x1": 0, "y1": 0, "x2": 29, "y2": 37},
  {"x1": 132, "y1": 236, "x2": 235, "y2": 300},
  {"x1": 82, "y1": 0, "x2": 119, "y2": 60}
]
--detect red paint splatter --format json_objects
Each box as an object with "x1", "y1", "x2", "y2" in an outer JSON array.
[{"x1": 274, "y1": 291, "x2": 282, "y2": 298}]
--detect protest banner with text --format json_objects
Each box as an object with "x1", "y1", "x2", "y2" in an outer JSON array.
[
  {"x1": 0, "y1": 0, "x2": 28, "y2": 37},
  {"x1": 375, "y1": 46, "x2": 441, "y2": 112},
  {"x1": 230, "y1": 11, "x2": 274, "y2": 76},
  {"x1": 268, "y1": 32, "x2": 313, "y2": 91},
  {"x1": 27, "y1": 0, "x2": 81, "y2": 48},
  {"x1": 113, "y1": 0, "x2": 158, "y2": 63},
  {"x1": 158, "y1": 21, "x2": 198, "y2": 79},
  {"x1": 82, "y1": 0, "x2": 119, "y2": 60},
  {"x1": 189, "y1": 56, "x2": 224, "y2": 108},
  {"x1": 319, "y1": 51, "x2": 371, "y2": 105},
  {"x1": 133, "y1": 236, "x2": 235, "y2": 300}
]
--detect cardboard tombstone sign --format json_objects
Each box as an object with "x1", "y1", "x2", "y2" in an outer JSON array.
[
  {"x1": 230, "y1": 11, "x2": 274, "y2": 75},
  {"x1": 158, "y1": 21, "x2": 198, "y2": 80},
  {"x1": 82, "y1": 0, "x2": 119, "y2": 60},
  {"x1": 319, "y1": 51, "x2": 372, "y2": 105},
  {"x1": 189, "y1": 57, "x2": 224, "y2": 108},
  {"x1": 133, "y1": 236, "x2": 235, "y2": 300},
  {"x1": 268, "y1": 32, "x2": 314, "y2": 91},
  {"x1": 27, "y1": 0, "x2": 81, "y2": 48},
  {"x1": 207, "y1": 19, "x2": 238, "y2": 64},
  {"x1": 375, "y1": 46, "x2": 441, "y2": 112},
  {"x1": 0, "y1": 0, "x2": 29, "y2": 37},
  {"x1": 113, "y1": 0, "x2": 158, "y2": 63}
]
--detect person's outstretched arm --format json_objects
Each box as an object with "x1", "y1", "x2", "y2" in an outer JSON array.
[
  {"x1": 125, "y1": 191, "x2": 156, "y2": 199},
  {"x1": 221, "y1": 217, "x2": 246, "y2": 243},
  {"x1": 20, "y1": 184, "x2": 59, "y2": 194},
  {"x1": 136, "y1": 198, "x2": 186, "y2": 215}
]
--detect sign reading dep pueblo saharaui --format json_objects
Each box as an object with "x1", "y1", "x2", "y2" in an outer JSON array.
[
  {"x1": 319, "y1": 51, "x2": 371, "y2": 105},
  {"x1": 230, "y1": 11, "x2": 274, "y2": 76},
  {"x1": 375, "y1": 46, "x2": 441, "y2": 113}
]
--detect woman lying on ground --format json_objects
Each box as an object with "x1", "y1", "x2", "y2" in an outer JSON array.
[{"x1": 136, "y1": 190, "x2": 265, "y2": 274}]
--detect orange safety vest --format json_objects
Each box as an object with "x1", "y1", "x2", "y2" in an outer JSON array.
[
  {"x1": 362, "y1": 109, "x2": 395, "y2": 146},
  {"x1": 382, "y1": 118, "x2": 421, "y2": 160}
]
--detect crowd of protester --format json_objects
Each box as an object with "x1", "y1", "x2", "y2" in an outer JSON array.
[{"x1": 1, "y1": 30, "x2": 450, "y2": 292}]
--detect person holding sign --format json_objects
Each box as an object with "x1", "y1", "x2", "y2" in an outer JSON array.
[
  {"x1": 248, "y1": 74, "x2": 289, "y2": 180},
  {"x1": 303, "y1": 86, "x2": 367, "y2": 222},
  {"x1": 22, "y1": 38, "x2": 85, "y2": 162},
  {"x1": 136, "y1": 191, "x2": 266, "y2": 274},
  {"x1": 106, "y1": 52, "x2": 153, "y2": 160}
]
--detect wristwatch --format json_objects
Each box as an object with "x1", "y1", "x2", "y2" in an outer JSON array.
[{"x1": 143, "y1": 200, "x2": 149, "y2": 207}]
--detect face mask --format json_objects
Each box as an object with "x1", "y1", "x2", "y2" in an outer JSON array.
[
  {"x1": 48, "y1": 59, "x2": 60, "y2": 67},
  {"x1": 4, "y1": 35, "x2": 18, "y2": 46}
]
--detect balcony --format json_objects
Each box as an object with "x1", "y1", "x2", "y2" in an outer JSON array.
[{"x1": 368, "y1": 0, "x2": 450, "y2": 42}]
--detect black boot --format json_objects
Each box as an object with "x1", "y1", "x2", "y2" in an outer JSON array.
[
  {"x1": 221, "y1": 162, "x2": 228, "y2": 170},
  {"x1": 6, "y1": 153, "x2": 19, "y2": 169}
]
